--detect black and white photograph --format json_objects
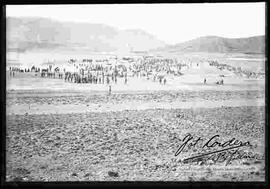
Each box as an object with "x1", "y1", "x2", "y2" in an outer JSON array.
[{"x1": 5, "y1": 3, "x2": 266, "y2": 182}]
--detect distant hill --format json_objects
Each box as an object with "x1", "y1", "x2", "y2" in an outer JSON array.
[
  {"x1": 6, "y1": 17, "x2": 166, "y2": 53},
  {"x1": 6, "y1": 17, "x2": 265, "y2": 55},
  {"x1": 152, "y1": 35, "x2": 265, "y2": 54}
]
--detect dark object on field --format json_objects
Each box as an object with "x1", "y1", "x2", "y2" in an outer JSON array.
[
  {"x1": 108, "y1": 171, "x2": 119, "y2": 177},
  {"x1": 204, "y1": 78, "x2": 206, "y2": 84},
  {"x1": 109, "y1": 85, "x2": 112, "y2": 95},
  {"x1": 71, "y1": 173, "x2": 78, "y2": 177},
  {"x1": 188, "y1": 176, "x2": 195, "y2": 181},
  {"x1": 200, "y1": 177, "x2": 207, "y2": 181},
  {"x1": 12, "y1": 177, "x2": 24, "y2": 181},
  {"x1": 176, "y1": 114, "x2": 184, "y2": 118},
  {"x1": 216, "y1": 79, "x2": 224, "y2": 85},
  {"x1": 31, "y1": 66, "x2": 35, "y2": 72},
  {"x1": 242, "y1": 161, "x2": 250, "y2": 165},
  {"x1": 220, "y1": 79, "x2": 224, "y2": 85},
  {"x1": 14, "y1": 167, "x2": 31, "y2": 175}
]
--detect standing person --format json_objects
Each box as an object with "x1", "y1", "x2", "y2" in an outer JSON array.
[
  {"x1": 89, "y1": 74, "x2": 92, "y2": 84},
  {"x1": 109, "y1": 85, "x2": 112, "y2": 95},
  {"x1": 204, "y1": 78, "x2": 206, "y2": 84},
  {"x1": 124, "y1": 74, "x2": 127, "y2": 84},
  {"x1": 106, "y1": 76, "x2": 110, "y2": 85},
  {"x1": 99, "y1": 77, "x2": 101, "y2": 84},
  {"x1": 163, "y1": 78, "x2": 166, "y2": 85}
]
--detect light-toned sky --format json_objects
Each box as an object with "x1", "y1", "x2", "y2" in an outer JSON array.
[{"x1": 6, "y1": 3, "x2": 265, "y2": 44}]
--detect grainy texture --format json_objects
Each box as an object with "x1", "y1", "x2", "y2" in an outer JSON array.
[{"x1": 6, "y1": 106, "x2": 265, "y2": 181}]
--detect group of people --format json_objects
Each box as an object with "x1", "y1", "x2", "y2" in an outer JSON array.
[
  {"x1": 63, "y1": 59, "x2": 129, "y2": 84},
  {"x1": 64, "y1": 57, "x2": 179, "y2": 85},
  {"x1": 63, "y1": 70, "x2": 127, "y2": 85},
  {"x1": 130, "y1": 58, "x2": 181, "y2": 78},
  {"x1": 8, "y1": 66, "x2": 40, "y2": 77},
  {"x1": 208, "y1": 59, "x2": 262, "y2": 79},
  {"x1": 8, "y1": 56, "x2": 230, "y2": 87}
]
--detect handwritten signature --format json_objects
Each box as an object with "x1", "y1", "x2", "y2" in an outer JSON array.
[{"x1": 174, "y1": 134, "x2": 262, "y2": 165}]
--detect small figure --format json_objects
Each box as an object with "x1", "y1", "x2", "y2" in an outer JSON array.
[
  {"x1": 204, "y1": 78, "x2": 206, "y2": 84},
  {"x1": 163, "y1": 78, "x2": 166, "y2": 85},
  {"x1": 220, "y1": 79, "x2": 224, "y2": 85},
  {"x1": 109, "y1": 85, "x2": 112, "y2": 95},
  {"x1": 123, "y1": 72, "x2": 126, "y2": 84}
]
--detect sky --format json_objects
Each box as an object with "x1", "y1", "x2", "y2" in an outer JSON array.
[{"x1": 6, "y1": 3, "x2": 265, "y2": 44}]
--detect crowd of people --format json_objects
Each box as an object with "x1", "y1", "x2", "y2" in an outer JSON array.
[
  {"x1": 11, "y1": 55, "x2": 265, "y2": 86},
  {"x1": 208, "y1": 60, "x2": 264, "y2": 79},
  {"x1": 63, "y1": 56, "x2": 222, "y2": 85},
  {"x1": 8, "y1": 66, "x2": 41, "y2": 77},
  {"x1": 7, "y1": 56, "x2": 210, "y2": 86}
]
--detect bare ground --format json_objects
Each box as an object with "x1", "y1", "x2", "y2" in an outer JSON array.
[
  {"x1": 5, "y1": 72, "x2": 265, "y2": 181},
  {"x1": 6, "y1": 106, "x2": 265, "y2": 181}
]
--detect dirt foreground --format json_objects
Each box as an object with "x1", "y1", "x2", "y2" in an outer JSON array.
[{"x1": 6, "y1": 73, "x2": 265, "y2": 181}]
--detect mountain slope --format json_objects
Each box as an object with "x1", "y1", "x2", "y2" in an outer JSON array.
[
  {"x1": 153, "y1": 35, "x2": 265, "y2": 54},
  {"x1": 6, "y1": 17, "x2": 166, "y2": 52}
]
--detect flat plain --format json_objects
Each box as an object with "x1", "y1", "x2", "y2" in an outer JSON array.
[{"x1": 6, "y1": 52, "x2": 265, "y2": 181}]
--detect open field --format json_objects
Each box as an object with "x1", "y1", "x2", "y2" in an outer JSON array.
[
  {"x1": 6, "y1": 106, "x2": 265, "y2": 181},
  {"x1": 6, "y1": 88, "x2": 264, "y2": 115},
  {"x1": 5, "y1": 52, "x2": 265, "y2": 181}
]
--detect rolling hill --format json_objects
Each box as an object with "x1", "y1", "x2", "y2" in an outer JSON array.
[
  {"x1": 6, "y1": 17, "x2": 265, "y2": 55},
  {"x1": 6, "y1": 17, "x2": 166, "y2": 53},
  {"x1": 152, "y1": 35, "x2": 265, "y2": 54}
]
